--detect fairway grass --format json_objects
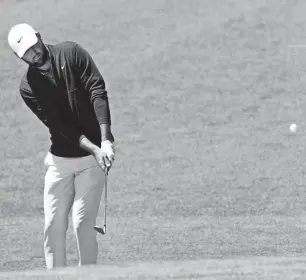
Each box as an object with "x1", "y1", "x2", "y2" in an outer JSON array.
[
  {"x1": 1, "y1": 0, "x2": 306, "y2": 277},
  {"x1": 1, "y1": 256, "x2": 306, "y2": 280}
]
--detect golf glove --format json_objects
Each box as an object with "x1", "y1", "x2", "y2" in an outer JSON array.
[{"x1": 101, "y1": 140, "x2": 115, "y2": 164}]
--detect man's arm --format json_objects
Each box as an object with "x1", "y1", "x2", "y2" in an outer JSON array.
[
  {"x1": 21, "y1": 74, "x2": 112, "y2": 169},
  {"x1": 20, "y1": 86, "x2": 49, "y2": 127},
  {"x1": 100, "y1": 124, "x2": 114, "y2": 142},
  {"x1": 73, "y1": 43, "x2": 114, "y2": 143},
  {"x1": 21, "y1": 87, "x2": 106, "y2": 157},
  {"x1": 21, "y1": 86, "x2": 110, "y2": 169}
]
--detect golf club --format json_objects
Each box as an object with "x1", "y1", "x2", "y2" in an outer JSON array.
[{"x1": 93, "y1": 170, "x2": 108, "y2": 235}]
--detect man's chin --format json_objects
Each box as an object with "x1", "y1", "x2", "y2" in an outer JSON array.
[
  {"x1": 31, "y1": 58, "x2": 49, "y2": 69},
  {"x1": 31, "y1": 52, "x2": 49, "y2": 68},
  {"x1": 34, "y1": 60, "x2": 46, "y2": 67}
]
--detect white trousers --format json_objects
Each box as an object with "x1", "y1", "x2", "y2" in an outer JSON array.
[{"x1": 43, "y1": 152, "x2": 105, "y2": 269}]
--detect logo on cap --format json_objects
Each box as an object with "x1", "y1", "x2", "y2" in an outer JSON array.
[{"x1": 17, "y1": 36, "x2": 23, "y2": 43}]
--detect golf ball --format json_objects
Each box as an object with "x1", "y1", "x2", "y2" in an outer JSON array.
[{"x1": 290, "y1": 123, "x2": 297, "y2": 132}]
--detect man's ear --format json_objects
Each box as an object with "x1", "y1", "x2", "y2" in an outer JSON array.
[{"x1": 36, "y1": 32, "x2": 42, "y2": 40}]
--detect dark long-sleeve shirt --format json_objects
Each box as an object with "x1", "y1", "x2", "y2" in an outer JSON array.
[{"x1": 20, "y1": 41, "x2": 113, "y2": 157}]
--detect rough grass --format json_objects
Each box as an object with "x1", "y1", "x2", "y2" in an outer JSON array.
[
  {"x1": 2, "y1": 256, "x2": 306, "y2": 280},
  {"x1": 1, "y1": 0, "x2": 306, "y2": 278}
]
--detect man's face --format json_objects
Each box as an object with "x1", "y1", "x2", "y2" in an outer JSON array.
[{"x1": 21, "y1": 38, "x2": 48, "y2": 68}]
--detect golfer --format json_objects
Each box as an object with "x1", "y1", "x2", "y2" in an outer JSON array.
[{"x1": 8, "y1": 23, "x2": 115, "y2": 269}]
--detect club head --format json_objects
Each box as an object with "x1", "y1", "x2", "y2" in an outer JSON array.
[{"x1": 93, "y1": 225, "x2": 106, "y2": 235}]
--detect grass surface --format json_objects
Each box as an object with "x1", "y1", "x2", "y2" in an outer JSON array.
[
  {"x1": 1, "y1": 0, "x2": 306, "y2": 278},
  {"x1": 2, "y1": 256, "x2": 306, "y2": 279}
]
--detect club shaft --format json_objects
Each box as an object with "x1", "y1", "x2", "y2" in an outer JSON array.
[
  {"x1": 93, "y1": 171, "x2": 108, "y2": 235},
  {"x1": 104, "y1": 172, "x2": 107, "y2": 231}
]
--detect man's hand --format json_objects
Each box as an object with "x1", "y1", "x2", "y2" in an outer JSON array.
[
  {"x1": 93, "y1": 148, "x2": 110, "y2": 172},
  {"x1": 101, "y1": 140, "x2": 115, "y2": 168},
  {"x1": 79, "y1": 136, "x2": 110, "y2": 172}
]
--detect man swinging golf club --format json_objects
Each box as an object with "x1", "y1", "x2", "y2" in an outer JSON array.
[{"x1": 8, "y1": 23, "x2": 115, "y2": 269}]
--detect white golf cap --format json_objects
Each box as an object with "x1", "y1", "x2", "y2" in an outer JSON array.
[{"x1": 8, "y1": 23, "x2": 38, "y2": 58}]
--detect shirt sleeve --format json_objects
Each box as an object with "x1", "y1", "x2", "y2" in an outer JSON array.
[
  {"x1": 20, "y1": 83, "x2": 49, "y2": 127},
  {"x1": 20, "y1": 82, "x2": 84, "y2": 147},
  {"x1": 73, "y1": 43, "x2": 111, "y2": 125}
]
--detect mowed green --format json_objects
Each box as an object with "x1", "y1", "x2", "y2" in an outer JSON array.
[{"x1": 1, "y1": 0, "x2": 306, "y2": 278}]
